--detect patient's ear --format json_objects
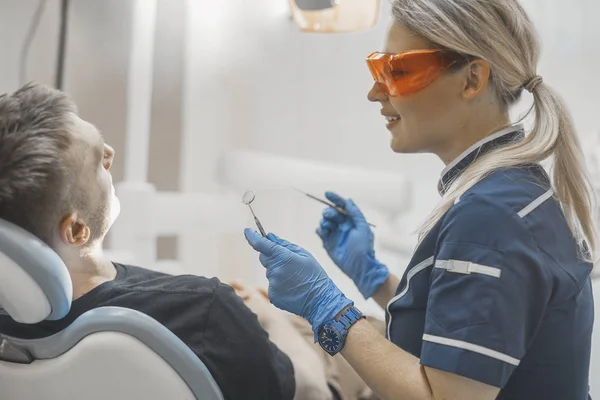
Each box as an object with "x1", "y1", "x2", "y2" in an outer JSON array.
[{"x1": 59, "y1": 212, "x2": 90, "y2": 246}]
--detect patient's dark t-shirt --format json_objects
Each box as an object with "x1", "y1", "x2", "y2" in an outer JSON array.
[{"x1": 0, "y1": 263, "x2": 296, "y2": 400}]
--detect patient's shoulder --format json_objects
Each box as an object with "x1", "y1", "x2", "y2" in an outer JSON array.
[
  {"x1": 112, "y1": 263, "x2": 221, "y2": 297},
  {"x1": 101, "y1": 264, "x2": 228, "y2": 343}
]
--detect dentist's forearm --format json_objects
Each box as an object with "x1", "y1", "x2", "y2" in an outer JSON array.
[
  {"x1": 340, "y1": 318, "x2": 434, "y2": 400},
  {"x1": 372, "y1": 273, "x2": 401, "y2": 311}
]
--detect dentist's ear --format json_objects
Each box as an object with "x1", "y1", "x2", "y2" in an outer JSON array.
[{"x1": 461, "y1": 59, "x2": 491, "y2": 100}]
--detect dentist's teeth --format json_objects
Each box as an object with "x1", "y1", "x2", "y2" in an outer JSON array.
[{"x1": 385, "y1": 116, "x2": 400, "y2": 122}]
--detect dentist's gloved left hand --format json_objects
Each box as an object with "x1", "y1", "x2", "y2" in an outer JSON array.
[{"x1": 244, "y1": 229, "x2": 353, "y2": 339}]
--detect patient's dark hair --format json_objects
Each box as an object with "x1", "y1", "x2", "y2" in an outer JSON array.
[{"x1": 0, "y1": 83, "x2": 77, "y2": 246}]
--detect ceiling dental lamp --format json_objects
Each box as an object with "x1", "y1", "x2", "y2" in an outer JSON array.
[{"x1": 289, "y1": 0, "x2": 380, "y2": 33}]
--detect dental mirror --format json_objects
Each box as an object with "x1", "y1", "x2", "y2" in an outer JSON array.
[
  {"x1": 242, "y1": 191, "x2": 255, "y2": 206},
  {"x1": 242, "y1": 191, "x2": 267, "y2": 237}
]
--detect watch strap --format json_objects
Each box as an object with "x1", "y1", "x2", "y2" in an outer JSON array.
[{"x1": 336, "y1": 306, "x2": 365, "y2": 332}]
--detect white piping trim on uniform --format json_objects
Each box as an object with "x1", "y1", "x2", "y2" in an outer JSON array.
[
  {"x1": 518, "y1": 189, "x2": 554, "y2": 218},
  {"x1": 422, "y1": 334, "x2": 521, "y2": 366},
  {"x1": 440, "y1": 124, "x2": 524, "y2": 181},
  {"x1": 386, "y1": 256, "x2": 435, "y2": 339},
  {"x1": 435, "y1": 259, "x2": 501, "y2": 278}
]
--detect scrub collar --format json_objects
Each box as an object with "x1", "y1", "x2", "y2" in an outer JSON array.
[{"x1": 438, "y1": 124, "x2": 525, "y2": 196}]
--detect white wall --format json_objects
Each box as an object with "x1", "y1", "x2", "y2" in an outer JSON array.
[{"x1": 0, "y1": 0, "x2": 60, "y2": 91}]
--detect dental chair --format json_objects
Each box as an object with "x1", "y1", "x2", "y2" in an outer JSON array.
[{"x1": 0, "y1": 219, "x2": 224, "y2": 400}]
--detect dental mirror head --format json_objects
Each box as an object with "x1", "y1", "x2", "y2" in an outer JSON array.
[
  {"x1": 242, "y1": 190, "x2": 267, "y2": 237},
  {"x1": 242, "y1": 190, "x2": 256, "y2": 206}
]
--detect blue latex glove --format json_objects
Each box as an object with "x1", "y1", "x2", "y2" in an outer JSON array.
[
  {"x1": 244, "y1": 229, "x2": 353, "y2": 340},
  {"x1": 316, "y1": 192, "x2": 389, "y2": 299}
]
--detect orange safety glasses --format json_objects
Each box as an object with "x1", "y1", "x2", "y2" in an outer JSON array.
[{"x1": 366, "y1": 50, "x2": 470, "y2": 97}]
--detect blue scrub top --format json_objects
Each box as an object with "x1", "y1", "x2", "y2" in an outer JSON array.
[{"x1": 386, "y1": 125, "x2": 594, "y2": 399}]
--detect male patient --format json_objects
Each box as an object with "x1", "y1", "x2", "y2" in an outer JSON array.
[{"x1": 0, "y1": 84, "x2": 297, "y2": 400}]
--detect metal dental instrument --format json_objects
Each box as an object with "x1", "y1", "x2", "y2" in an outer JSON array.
[
  {"x1": 292, "y1": 188, "x2": 376, "y2": 228},
  {"x1": 242, "y1": 190, "x2": 267, "y2": 237}
]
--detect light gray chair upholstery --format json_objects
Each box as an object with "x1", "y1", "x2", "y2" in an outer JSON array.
[{"x1": 0, "y1": 219, "x2": 224, "y2": 400}]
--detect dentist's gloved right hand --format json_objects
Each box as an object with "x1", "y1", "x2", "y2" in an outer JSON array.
[{"x1": 316, "y1": 192, "x2": 389, "y2": 299}]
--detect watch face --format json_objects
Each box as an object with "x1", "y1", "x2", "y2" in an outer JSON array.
[{"x1": 319, "y1": 326, "x2": 342, "y2": 354}]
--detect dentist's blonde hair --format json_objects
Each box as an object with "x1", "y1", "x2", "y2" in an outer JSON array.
[{"x1": 392, "y1": 0, "x2": 597, "y2": 261}]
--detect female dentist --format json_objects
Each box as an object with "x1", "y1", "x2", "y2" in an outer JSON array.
[{"x1": 245, "y1": 0, "x2": 596, "y2": 399}]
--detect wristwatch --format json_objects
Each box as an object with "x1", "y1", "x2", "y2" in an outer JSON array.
[{"x1": 317, "y1": 306, "x2": 365, "y2": 356}]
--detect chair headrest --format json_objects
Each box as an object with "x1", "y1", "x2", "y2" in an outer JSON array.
[{"x1": 0, "y1": 219, "x2": 72, "y2": 324}]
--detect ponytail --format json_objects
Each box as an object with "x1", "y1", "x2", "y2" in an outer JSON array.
[{"x1": 534, "y1": 84, "x2": 597, "y2": 260}]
